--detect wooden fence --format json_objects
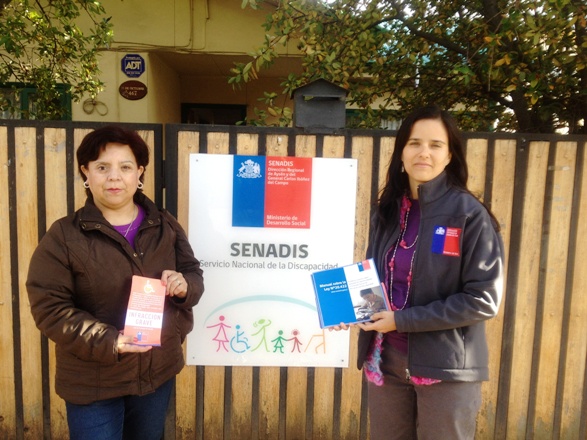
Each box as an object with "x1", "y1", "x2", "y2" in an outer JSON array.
[{"x1": 1, "y1": 120, "x2": 586, "y2": 439}]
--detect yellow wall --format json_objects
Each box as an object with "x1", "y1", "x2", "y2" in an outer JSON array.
[
  {"x1": 73, "y1": 52, "x2": 181, "y2": 123},
  {"x1": 72, "y1": 0, "x2": 300, "y2": 124}
]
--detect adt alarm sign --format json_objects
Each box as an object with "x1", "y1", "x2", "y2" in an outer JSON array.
[{"x1": 121, "y1": 54, "x2": 145, "y2": 78}]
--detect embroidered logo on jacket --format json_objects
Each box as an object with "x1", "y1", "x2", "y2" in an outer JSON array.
[{"x1": 431, "y1": 225, "x2": 462, "y2": 257}]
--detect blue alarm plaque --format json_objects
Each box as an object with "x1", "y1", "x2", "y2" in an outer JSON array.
[{"x1": 121, "y1": 54, "x2": 145, "y2": 78}]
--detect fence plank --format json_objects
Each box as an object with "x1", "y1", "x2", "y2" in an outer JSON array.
[
  {"x1": 230, "y1": 367, "x2": 253, "y2": 438},
  {"x1": 202, "y1": 132, "x2": 230, "y2": 440},
  {"x1": 506, "y1": 141, "x2": 550, "y2": 438},
  {"x1": 489, "y1": 139, "x2": 518, "y2": 254},
  {"x1": 559, "y1": 141, "x2": 587, "y2": 439},
  {"x1": 466, "y1": 138, "x2": 489, "y2": 200},
  {"x1": 203, "y1": 366, "x2": 225, "y2": 440},
  {"x1": 15, "y1": 127, "x2": 43, "y2": 439},
  {"x1": 341, "y1": 327, "x2": 363, "y2": 439},
  {"x1": 136, "y1": 129, "x2": 156, "y2": 201},
  {"x1": 352, "y1": 136, "x2": 375, "y2": 261},
  {"x1": 175, "y1": 129, "x2": 200, "y2": 439},
  {"x1": 73, "y1": 128, "x2": 93, "y2": 210},
  {"x1": 258, "y1": 367, "x2": 280, "y2": 439},
  {"x1": 43, "y1": 128, "x2": 70, "y2": 438},
  {"x1": 313, "y1": 367, "x2": 335, "y2": 439},
  {"x1": 43, "y1": 128, "x2": 69, "y2": 235},
  {"x1": 465, "y1": 136, "x2": 492, "y2": 435},
  {"x1": 311, "y1": 135, "x2": 345, "y2": 439},
  {"x1": 280, "y1": 135, "x2": 318, "y2": 439},
  {"x1": 480, "y1": 138, "x2": 517, "y2": 439},
  {"x1": 341, "y1": 136, "x2": 378, "y2": 438},
  {"x1": 295, "y1": 135, "x2": 317, "y2": 158},
  {"x1": 322, "y1": 135, "x2": 345, "y2": 159},
  {"x1": 324, "y1": 135, "x2": 359, "y2": 440},
  {"x1": 226, "y1": 133, "x2": 260, "y2": 439},
  {"x1": 0, "y1": 126, "x2": 16, "y2": 439},
  {"x1": 377, "y1": 136, "x2": 395, "y2": 194},
  {"x1": 266, "y1": 134, "x2": 289, "y2": 157},
  {"x1": 532, "y1": 141, "x2": 577, "y2": 438},
  {"x1": 285, "y1": 367, "x2": 307, "y2": 439}
]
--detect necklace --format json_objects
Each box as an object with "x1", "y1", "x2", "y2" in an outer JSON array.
[
  {"x1": 387, "y1": 194, "x2": 418, "y2": 311},
  {"x1": 123, "y1": 205, "x2": 137, "y2": 237},
  {"x1": 398, "y1": 197, "x2": 418, "y2": 249}
]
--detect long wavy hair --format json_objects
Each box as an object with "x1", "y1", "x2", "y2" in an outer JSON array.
[{"x1": 376, "y1": 105, "x2": 469, "y2": 227}]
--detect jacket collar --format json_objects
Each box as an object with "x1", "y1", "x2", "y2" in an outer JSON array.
[{"x1": 416, "y1": 171, "x2": 452, "y2": 206}]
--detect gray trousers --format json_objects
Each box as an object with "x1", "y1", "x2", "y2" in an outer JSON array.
[{"x1": 367, "y1": 342, "x2": 482, "y2": 440}]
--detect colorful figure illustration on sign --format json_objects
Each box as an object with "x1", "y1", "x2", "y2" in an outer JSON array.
[
  {"x1": 305, "y1": 329, "x2": 327, "y2": 354},
  {"x1": 204, "y1": 312, "x2": 342, "y2": 357},
  {"x1": 271, "y1": 330, "x2": 287, "y2": 353},
  {"x1": 230, "y1": 324, "x2": 250, "y2": 353},
  {"x1": 207, "y1": 315, "x2": 232, "y2": 352},
  {"x1": 288, "y1": 329, "x2": 303, "y2": 353},
  {"x1": 251, "y1": 318, "x2": 272, "y2": 352}
]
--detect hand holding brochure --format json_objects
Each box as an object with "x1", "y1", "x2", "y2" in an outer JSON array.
[
  {"x1": 310, "y1": 258, "x2": 389, "y2": 328},
  {"x1": 123, "y1": 275, "x2": 166, "y2": 346}
]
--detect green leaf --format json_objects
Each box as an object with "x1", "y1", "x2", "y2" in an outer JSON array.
[{"x1": 226, "y1": 0, "x2": 586, "y2": 133}]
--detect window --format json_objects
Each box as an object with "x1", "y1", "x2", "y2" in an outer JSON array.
[
  {"x1": 0, "y1": 84, "x2": 71, "y2": 120},
  {"x1": 181, "y1": 104, "x2": 247, "y2": 125},
  {"x1": 346, "y1": 109, "x2": 400, "y2": 130}
]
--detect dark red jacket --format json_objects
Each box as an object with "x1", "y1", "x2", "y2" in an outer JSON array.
[{"x1": 26, "y1": 194, "x2": 204, "y2": 404}]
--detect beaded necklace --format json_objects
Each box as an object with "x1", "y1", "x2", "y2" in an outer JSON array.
[{"x1": 387, "y1": 194, "x2": 418, "y2": 311}]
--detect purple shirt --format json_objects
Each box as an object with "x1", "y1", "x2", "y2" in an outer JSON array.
[
  {"x1": 385, "y1": 199, "x2": 420, "y2": 353},
  {"x1": 112, "y1": 204, "x2": 145, "y2": 249}
]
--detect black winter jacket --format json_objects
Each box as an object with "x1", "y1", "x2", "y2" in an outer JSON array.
[
  {"x1": 357, "y1": 172, "x2": 504, "y2": 382},
  {"x1": 26, "y1": 193, "x2": 204, "y2": 404}
]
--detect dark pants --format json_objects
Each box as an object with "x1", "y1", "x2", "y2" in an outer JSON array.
[
  {"x1": 65, "y1": 378, "x2": 175, "y2": 440},
  {"x1": 367, "y1": 344, "x2": 481, "y2": 440}
]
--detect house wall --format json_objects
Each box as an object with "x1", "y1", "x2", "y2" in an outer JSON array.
[{"x1": 71, "y1": 0, "x2": 299, "y2": 124}]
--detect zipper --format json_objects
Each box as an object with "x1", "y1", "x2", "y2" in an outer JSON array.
[{"x1": 405, "y1": 368, "x2": 411, "y2": 382}]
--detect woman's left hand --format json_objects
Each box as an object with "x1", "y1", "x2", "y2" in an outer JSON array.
[
  {"x1": 162, "y1": 270, "x2": 187, "y2": 299},
  {"x1": 357, "y1": 311, "x2": 397, "y2": 333},
  {"x1": 117, "y1": 334, "x2": 153, "y2": 353}
]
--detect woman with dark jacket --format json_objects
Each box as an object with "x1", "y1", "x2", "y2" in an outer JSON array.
[
  {"x1": 26, "y1": 126, "x2": 204, "y2": 440},
  {"x1": 335, "y1": 106, "x2": 504, "y2": 439}
]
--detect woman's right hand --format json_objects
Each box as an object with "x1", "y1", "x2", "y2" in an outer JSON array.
[
  {"x1": 329, "y1": 322, "x2": 352, "y2": 332},
  {"x1": 357, "y1": 311, "x2": 396, "y2": 333},
  {"x1": 117, "y1": 334, "x2": 153, "y2": 353}
]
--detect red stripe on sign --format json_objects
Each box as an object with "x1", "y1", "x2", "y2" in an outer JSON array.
[{"x1": 264, "y1": 157, "x2": 312, "y2": 229}]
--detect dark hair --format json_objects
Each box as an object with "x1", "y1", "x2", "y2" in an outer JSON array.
[
  {"x1": 77, "y1": 125, "x2": 150, "y2": 197},
  {"x1": 377, "y1": 105, "x2": 468, "y2": 225},
  {"x1": 360, "y1": 288, "x2": 374, "y2": 297}
]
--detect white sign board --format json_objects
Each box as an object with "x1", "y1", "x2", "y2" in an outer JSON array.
[{"x1": 186, "y1": 154, "x2": 357, "y2": 367}]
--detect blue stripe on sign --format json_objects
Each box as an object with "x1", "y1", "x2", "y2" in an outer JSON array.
[{"x1": 232, "y1": 155, "x2": 266, "y2": 227}]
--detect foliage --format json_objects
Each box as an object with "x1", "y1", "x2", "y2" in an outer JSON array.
[
  {"x1": 232, "y1": 0, "x2": 586, "y2": 133},
  {"x1": 0, "y1": 0, "x2": 113, "y2": 120}
]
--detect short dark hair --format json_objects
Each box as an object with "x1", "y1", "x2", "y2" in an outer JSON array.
[
  {"x1": 360, "y1": 288, "x2": 374, "y2": 297},
  {"x1": 77, "y1": 125, "x2": 150, "y2": 197}
]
